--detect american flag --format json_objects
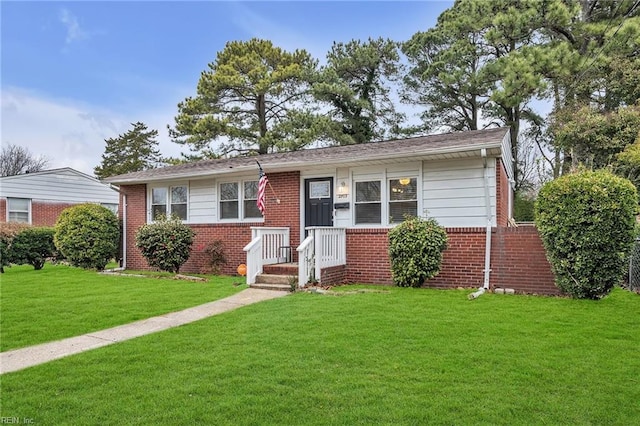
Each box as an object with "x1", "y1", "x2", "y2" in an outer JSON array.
[{"x1": 257, "y1": 164, "x2": 268, "y2": 216}]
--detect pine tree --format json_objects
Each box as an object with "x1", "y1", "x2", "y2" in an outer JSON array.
[{"x1": 94, "y1": 122, "x2": 162, "y2": 179}]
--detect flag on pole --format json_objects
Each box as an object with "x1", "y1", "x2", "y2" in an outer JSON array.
[{"x1": 257, "y1": 163, "x2": 268, "y2": 216}]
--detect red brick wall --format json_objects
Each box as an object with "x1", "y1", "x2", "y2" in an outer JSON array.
[
  {"x1": 343, "y1": 226, "x2": 558, "y2": 295},
  {"x1": 262, "y1": 171, "x2": 301, "y2": 246},
  {"x1": 496, "y1": 159, "x2": 511, "y2": 227},
  {"x1": 32, "y1": 201, "x2": 78, "y2": 226},
  {"x1": 320, "y1": 264, "x2": 347, "y2": 285},
  {"x1": 491, "y1": 224, "x2": 557, "y2": 295},
  {"x1": 0, "y1": 198, "x2": 87, "y2": 227},
  {"x1": 120, "y1": 185, "x2": 148, "y2": 270},
  {"x1": 121, "y1": 171, "x2": 301, "y2": 274}
]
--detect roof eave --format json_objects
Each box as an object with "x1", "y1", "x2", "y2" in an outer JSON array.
[{"x1": 107, "y1": 142, "x2": 504, "y2": 185}]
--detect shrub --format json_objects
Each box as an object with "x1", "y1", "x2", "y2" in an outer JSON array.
[
  {"x1": 535, "y1": 169, "x2": 638, "y2": 299},
  {"x1": 388, "y1": 216, "x2": 448, "y2": 287},
  {"x1": 204, "y1": 240, "x2": 227, "y2": 274},
  {"x1": 54, "y1": 203, "x2": 120, "y2": 271},
  {"x1": 8, "y1": 227, "x2": 57, "y2": 270},
  {"x1": 135, "y1": 216, "x2": 195, "y2": 273},
  {"x1": 0, "y1": 222, "x2": 31, "y2": 273},
  {"x1": 514, "y1": 192, "x2": 535, "y2": 222}
]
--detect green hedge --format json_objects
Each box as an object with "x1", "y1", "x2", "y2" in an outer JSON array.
[
  {"x1": 8, "y1": 227, "x2": 57, "y2": 270},
  {"x1": 535, "y1": 170, "x2": 638, "y2": 299}
]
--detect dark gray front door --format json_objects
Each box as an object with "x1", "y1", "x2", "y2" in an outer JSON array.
[{"x1": 305, "y1": 178, "x2": 333, "y2": 229}]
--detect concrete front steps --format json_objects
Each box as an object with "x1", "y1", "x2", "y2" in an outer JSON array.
[{"x1": 250, "y1": 263, "x2": 298, "y2": 291}]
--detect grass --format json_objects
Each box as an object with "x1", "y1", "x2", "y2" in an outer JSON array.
[
  {"x1": 0, "y1": 264, "x2": 245, "y2": 351},
  {"x1": 2, "y1": 286, "x2": 639, "y2": 424}
]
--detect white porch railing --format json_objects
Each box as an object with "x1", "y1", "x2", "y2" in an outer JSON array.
[
  {"x1": 296, "y1": 227, "x2": 346, "y2": 287},
  {"x1": 243, "y1": 227, "x2": 290, "y2": 285}
]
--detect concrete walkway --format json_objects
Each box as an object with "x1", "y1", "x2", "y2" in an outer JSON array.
[{"x1": 0, "y1": 288, "x2": 288, "y2": 375}]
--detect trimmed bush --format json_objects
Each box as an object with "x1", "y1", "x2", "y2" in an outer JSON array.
[
  {"x1": 55, "y1": 203, "x2": 120, "y2": 271},
  {"x1": 535, "y1": 169, "x2": 638, "y2": 299},
  {"x1": 0, "y1": 222, "x2": 31, "y2": 273},
  {"x1": 135, "y1": 216, "x2": 195, "y2": 273},
  {"x1": 388, "y1": 216, "x2": 448, "y2": 287},
  {"x1": 8, "y1": 227, "x2": 57, "y2": 270}
]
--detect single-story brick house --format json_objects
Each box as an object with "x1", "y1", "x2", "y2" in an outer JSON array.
[
  {"x1": 0, "y1": 167, "x2": 120, "y2": 226},
  {"x1": 106, "y1": 127, "x2": 556, "y2": 294}
]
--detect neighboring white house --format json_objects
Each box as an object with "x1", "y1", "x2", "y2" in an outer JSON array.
[{"x1": 0, "y1": 167, "x2": 120, "y2": 226}]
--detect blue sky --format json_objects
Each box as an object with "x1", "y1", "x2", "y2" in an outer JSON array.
[{"x1": 1, "y1": 1, "x2": 453, "y2": 175}]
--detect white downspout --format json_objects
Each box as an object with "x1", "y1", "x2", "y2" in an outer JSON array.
[
  {"x1": 469, "y1": 148, "x2": 493, "y2": 299},
  {"x1": 109, "y1": 185, "x2": 126, "y2": 270},
  {"x1": 121, "y1": 193, "x2": 127, "y2": 270}
]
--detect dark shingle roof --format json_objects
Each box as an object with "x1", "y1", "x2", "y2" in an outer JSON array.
[{"x1": 105, "y1": 127, "x2": 510, "y2": 184}]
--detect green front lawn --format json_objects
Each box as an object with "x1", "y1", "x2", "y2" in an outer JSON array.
[
  {"x1": 2, "y1": 286, "x2": 639, "y2": 424},
  {"x1": 0, "y1": 264, "x2": 245, "y2": 351}
]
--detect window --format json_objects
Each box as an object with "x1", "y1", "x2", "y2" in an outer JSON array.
[
  {"x1": 389, "y1": 178, "x2": 418, "y2": 223},
  {"x1": 219, "y1": 180, "x2": 261, "y2": 220},
  {"x1": 355, "y1": 181, "x2": 381, "y2": 224},
  {"x1": 7, "y1": 198, "x2": 30, "y2": 223},
  {"x1": 101, "y1": 203, "x2": 119, "y2": 215},
  {"x1": 150, "y1": 185, "x2": 187, "y2": 221},
  {"x1": 243, "y1": 181, "x2": 262, "y2": 218},
  {"x1": 220, "y1": 183, "x2": 238, "y2": 219}
]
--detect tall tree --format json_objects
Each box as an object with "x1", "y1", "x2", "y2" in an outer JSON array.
[
  {"x1": 0, "y1": 144, "x2": 49, "y2": 177},
  {"x1": 544, "y1": 0, "x2": 640, "y2": 172},
  {"x1": 170, "y1": 38, "x2": 322, "y2": 157},
  {"x1": 314, "y1": 37, "x2": 405, "y2": 144},
  {"x1": 94, "y1": 122, "x2": 162, "y2": 179},
  {"x1": 402, "y1": 0, "x2": 576, "y2": 189},
  {"x1": 402, "y1": 3, "x2": 492, "y2": 133}
]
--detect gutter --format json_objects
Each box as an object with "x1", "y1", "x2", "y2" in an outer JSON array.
[{"x1": 469, "y1": 148, "x2": 493, "y2": 300}]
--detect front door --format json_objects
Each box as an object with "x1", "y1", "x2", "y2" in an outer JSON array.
[{"x1": 305, "y1": 178, "x2": 333, "y2": 230}]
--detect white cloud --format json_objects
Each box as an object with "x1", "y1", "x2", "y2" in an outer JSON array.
[
  {"x1": 0, "y1": 87, "x2": 184, "y2": 176},
  {"x1": 59, "y1": 8, "x2": 88, "y2": 45}
]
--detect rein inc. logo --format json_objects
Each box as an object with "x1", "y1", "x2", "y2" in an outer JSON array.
[{"x1": 0, "y1": 418, "x2": 34, "y2": 424}]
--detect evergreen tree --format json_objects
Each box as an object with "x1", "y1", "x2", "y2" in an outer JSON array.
[
  {"x1": 169, "y1": 38, "x2": 323, "y2": 157},
  {"x1": 94, "y1": 122, "x2": 162, "y2": 179},
  {"x1": 314, "y1": 37, "x2": 404, "y2": 144}
]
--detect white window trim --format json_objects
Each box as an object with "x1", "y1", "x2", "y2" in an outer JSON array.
[
  {"x1": 7, "y1": 197, "x2": 32, "y2": 224},
  {"x1": 217, "y1": 178, "x2": 264, "y2": 223},
  {"x1": 351, "y1": 169, "x2": 421, "y2": 228},
  {"x1": 147, "y1": 183, "x2": 189, "y2": 223}
]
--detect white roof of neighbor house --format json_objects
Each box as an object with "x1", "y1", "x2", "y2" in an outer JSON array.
[
  {"x1": 0, "y1": 167, "x2": 119, "y2": 204},
  {"x1": 106, "y1": 127, "x2": 512, "y2": 185}
]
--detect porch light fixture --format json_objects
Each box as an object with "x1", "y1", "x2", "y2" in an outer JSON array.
[
  {"x1": 398, "y1": 177, "x2": 411, "y2": 186},
  {"x1": 337, "y1": 181, "x2": 349, "y2": 196}
]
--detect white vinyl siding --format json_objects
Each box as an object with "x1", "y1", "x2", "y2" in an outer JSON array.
[
  {"x1": 422, "y1": 158, "x2": 496, "y2": 227},
  {"x1": 0, "y1": 168, "x2": 118, "y2": 204},
  {"x1": 189, "y1": 179, "x2": 216, "y2": 224}
]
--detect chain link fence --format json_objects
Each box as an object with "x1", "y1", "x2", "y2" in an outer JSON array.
[{"x1": 628, "y1": 238, "x2": 640, "y2": 292}]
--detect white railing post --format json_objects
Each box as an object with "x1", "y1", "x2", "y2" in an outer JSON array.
[
  {"x1": 244, "y1": 227, "x2": 290, "y2": 285},
  {"x1": 297, "y1": 227, "x2": 346, "y2": 286}
]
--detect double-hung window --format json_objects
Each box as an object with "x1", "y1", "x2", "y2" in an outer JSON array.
[
  {"x1": 355, "y1": 181, "x2": 382, "y2": 224},
  {"x1": 389, "y1": 178, "x2": 418, "y2": 223},
  {"x1": 151, "y1": 185, "x2": 188, "y2": 221},
  {"x1": 354, "y1": 175, "x2": 418, "y2": 225},
  {"x1": 7, "y1": 198, "x2": 31, "y2": 223},
  {"x1": 219, "y1": 180, "x2": 261, "y2": 220}
]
